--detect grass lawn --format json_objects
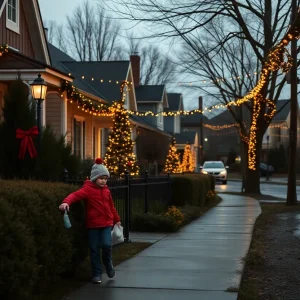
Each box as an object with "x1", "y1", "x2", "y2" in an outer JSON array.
[
  {"x1": 32, "y1": 242, "x2": 151, "y2": 300},
  {"x1": 238, "y1": 202, "x2": 300, "y2": 299}
]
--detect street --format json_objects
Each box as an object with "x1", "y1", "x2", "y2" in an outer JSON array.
[{"x1": 216, "y1": 180, "x2": 300, "y2": 201}]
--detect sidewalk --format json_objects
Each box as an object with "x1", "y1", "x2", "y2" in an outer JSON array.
[
  {"x1": 229, "y1": 176, "x2": 300, "y2": 185},
  {"x1": 65, "y1": 194, "x2": 261, "y2": 300}
]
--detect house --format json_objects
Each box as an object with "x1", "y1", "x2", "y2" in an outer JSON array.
[
  {"x1": 161, "y1": 93, "x2": 198, "y2": 170},
  {"x1": 180, "y1": 97, "x2": 210, "y2": 165},
  {"x1": 47, "y1": 43, "x2": 139, "y2": 159},
  {"x1": 164, "y1": 93, "x2": 183, "y2": 134},
  {"x1": 129, "y1": 54, "x2": 172, "y2": 173},
  {"x1": 262, "y1": 99, "x2": 290, "y2": 150},
  {"x1": 0, "y1": 0, "x2": 73, "y2": 127}
]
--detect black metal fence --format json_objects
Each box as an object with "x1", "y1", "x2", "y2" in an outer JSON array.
[{"x1": 63, "y1": 170, "x2": 172, "y2": 242}]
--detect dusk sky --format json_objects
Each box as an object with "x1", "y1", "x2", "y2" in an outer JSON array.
[{"x1": 38, "y1": 0, "x2": 204, "y2": 111}]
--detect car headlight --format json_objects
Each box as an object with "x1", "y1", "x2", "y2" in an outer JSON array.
[
  {"x1": 202, "y1": 170, "x2": 208, "y2": 174},
  {"x1": 220, "y1": 170, "x2": 226, "y2": 175}
]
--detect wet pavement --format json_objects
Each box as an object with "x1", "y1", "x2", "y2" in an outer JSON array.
[
  {"x1": 216, "y1": 180, "x2": 300, "y2": 201},
  {"x1": 66, "y1": 194, "x2": 261, "y2": 300}
]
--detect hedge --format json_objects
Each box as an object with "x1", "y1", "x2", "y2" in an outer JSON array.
[
  {"x1": 0, "y1": 180, "x2": 88, "y2": 300},
  {"x1": 170, "y1": 174, "x2": 215, "y2": 207}
]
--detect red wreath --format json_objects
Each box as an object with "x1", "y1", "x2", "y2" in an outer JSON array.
[{"x1": 16, "y1": 126, "x2": 38, "y2": 160}]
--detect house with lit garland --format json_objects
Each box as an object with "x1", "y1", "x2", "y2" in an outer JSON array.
[
  {"x1": 0, "y1": 0, "x2": 169, "y2": 174},
  {"x1": 0, "y1": 0, "x2": 73, "y2": 127}
]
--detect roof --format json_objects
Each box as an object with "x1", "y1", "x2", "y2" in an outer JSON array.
[
  {"x1": 273, "y1": 99, "x2": 290, "y2": 121},
  {"x1": 165, "y1": 93, "x2": 182, "y2": 112},
  {"x1": 135, "y1": 85, "x2": 165, "y2": 103},
  {"x1": 175, "y1": 131, "x2": 196, "y2": 144},
  {"x1": 130, "y1": 115, "x2": 171, "y2": 137},
  {"x1": 0, "y1": 1, "x2": 5, "y2": 18},
  {"x1": 208, "y1": 109, "x2": 235, "y2": 126},
  {"x1": 181, "y1": 114, "x2": 210, "y2": 125},
  {"x1": 48, "y1": 43, "x2": 130, "y2": 102}
]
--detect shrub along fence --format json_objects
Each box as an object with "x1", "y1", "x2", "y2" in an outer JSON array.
[
  {"x1": 0, "y1": 173, "x2": 215, "y2": 300},
  {"x1": 63, "y1": 170, "x2": 172, "y2": 242}
]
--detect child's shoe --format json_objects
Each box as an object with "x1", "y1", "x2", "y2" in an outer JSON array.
[
  {"x1": 92, "y1": 275, "x2": 102, "y2": 284},
  {"x1": 106, "y1": 267, "x2": 115, "y2": 278}
]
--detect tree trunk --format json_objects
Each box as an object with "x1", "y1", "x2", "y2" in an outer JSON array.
[{"x1": 242, "y1": 138, "x2": 262, "y2": 194}]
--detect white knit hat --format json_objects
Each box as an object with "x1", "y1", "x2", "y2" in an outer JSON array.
[{"x1": 90, "y1": 158, "x2": 110, "y2": 181}]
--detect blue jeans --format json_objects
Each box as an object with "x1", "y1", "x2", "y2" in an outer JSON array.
[{"x1": 87, "y1": 227, "x2": 112, "y2": 277}]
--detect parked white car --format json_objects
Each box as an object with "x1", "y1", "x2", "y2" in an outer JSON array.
[{"x1": 200, "y1": 161, "x2": 228, "y2": 184}]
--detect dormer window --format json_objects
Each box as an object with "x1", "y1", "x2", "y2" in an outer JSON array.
[{"x1": 6, "y1": 0, "x2": 19, "y2": 34}]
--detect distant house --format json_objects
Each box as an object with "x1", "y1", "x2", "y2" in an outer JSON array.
[
  {"x1": 181, "y1": 98, "x2": 210, "y2": 165},
  {"x1": 262, "y1": 99, "x2": 290, "y2": 150},
  {"x1": 130, "y1": 54, "x2": 171, "y2": 174},
  {"x1": 164, "y1": 93, "x2": 183, "y2": 134}
]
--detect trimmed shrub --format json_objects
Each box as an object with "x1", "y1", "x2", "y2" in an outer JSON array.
[
  {"x1": 170, "y1": 174, "x2": 214, "y2": 207},
  {"x1": 131, "y1": 213, "x2": 178, "y2": 232},
  {"x1": 0, "y1": 180, "x2": 88, "y2": 300},
  {"x1": 131, "y1": 205, "x2": 205, "y2": 232}
]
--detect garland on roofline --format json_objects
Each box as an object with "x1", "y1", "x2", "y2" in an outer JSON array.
[{"x1": 60, "y1": 81, "x2": 112, "y2": 116}]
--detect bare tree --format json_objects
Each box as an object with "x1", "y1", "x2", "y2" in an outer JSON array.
[
  {"x1": 105, "y1": 0, "x2": 298, "y2": 193},
  {"x1": 126, "y1": 34, "x2": 176, "y2": 85},
  {"x1": 48, "y1": 1, "x2": 123, "y2": 61}
]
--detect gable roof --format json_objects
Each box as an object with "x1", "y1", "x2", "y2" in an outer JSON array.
[
  {"x1": 60, "y1": 60, "x2": 130, "y2": 103},
  {"x1": 272, "y1": 99, "x2": 290, "y2": 122},
  {"x1": 181, "y1": 114, "x2": 210, "y2": 125},
  {"x1": 135, "y1": 85, "x2": 165, "y2": 103},
  {"x1": 165, "y1": 93, "x2": 182, "y2": 112},
  {"x1": 130, "y1": 115, "x2": 171, "y2": 137},
  {"x1": 48, "y1": 43, "x2": 107, "y2": 101}
]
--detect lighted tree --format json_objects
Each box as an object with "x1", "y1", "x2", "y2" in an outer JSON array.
[
  {"x1": 104, "y1": 83, "x2": 139, "y2": 177},
  {"x1": 164, "y1": 136, "x2": 181, "y2": 173},
  {"x1": 181, "y1": 143, "x2": 195, "y2": 172}
]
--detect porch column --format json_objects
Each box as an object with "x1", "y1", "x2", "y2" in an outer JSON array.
[{"x1": 61, "y1": 91, "x2": 68, "y2": 143}]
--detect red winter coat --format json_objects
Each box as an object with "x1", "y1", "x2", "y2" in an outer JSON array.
[{"x1": 62, "y1": 180, "x2": 120, "y2": 228}]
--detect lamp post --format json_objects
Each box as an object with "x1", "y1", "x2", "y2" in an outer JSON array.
[{"x1": 30, "y1": 74, "x2": 47, "y2": 142}]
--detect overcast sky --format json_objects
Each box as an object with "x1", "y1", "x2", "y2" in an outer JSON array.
[{"x1": 38, "y1": 0, "x2": 291, "y2": 115}]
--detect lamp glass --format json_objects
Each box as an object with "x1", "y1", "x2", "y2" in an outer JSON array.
[{"x1": 30, "y1": 74, "x2": 48, "y2": 101}]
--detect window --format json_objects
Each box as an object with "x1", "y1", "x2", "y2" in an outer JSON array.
[
  {"x1": 73, "y1": 117, "x2": 85, "y2": 159},
  {"x1": 93, "y1": 127, "x2": 102, "y2": 159},
  {"x1": 6, "y1": 0, "x2": 19, "y2": 34}
]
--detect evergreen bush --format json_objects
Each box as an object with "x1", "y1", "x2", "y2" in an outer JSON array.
[
  {"x1": 0, "y1": 80, "x2": 81, "y2": 181},
  {"x1": 170, "y1": 174, "x2": 214, "y2": 206},
  {"x1": 0, "y1": 180, "x2": 88, "y2": 300}
]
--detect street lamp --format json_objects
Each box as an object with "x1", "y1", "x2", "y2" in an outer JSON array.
[{"x1": 30, "y1": 74, "x2": 47, "y2": 137}]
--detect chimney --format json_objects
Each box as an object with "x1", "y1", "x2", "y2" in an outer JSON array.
[
  {"x1": 198, "y1": 96, "x2": 203, "y2": 111},
  {"x1": 130, "y1": 52, "x2": 140, "y2": 87}
]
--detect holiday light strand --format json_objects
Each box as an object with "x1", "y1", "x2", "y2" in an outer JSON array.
[{"x1": 0, "y1": 44, "x2": 9, "y2": 56}]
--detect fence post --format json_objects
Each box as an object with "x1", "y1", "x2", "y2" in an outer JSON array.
[
  {"x1": 167, "y1": 172, "x2": 172, "y2": 205},
  {"x1": 144, "y1": 170, "x2": 149, "y2": 213},
  {"x1": 63, "y1": 169, "x2": 69, "y2": 183},
  {"x1": 124, "y1": 171, "x2": 131, "y2": 243}
]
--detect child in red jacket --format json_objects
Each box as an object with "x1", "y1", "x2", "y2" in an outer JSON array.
[{"x1": 59, "y1": 158, "x2": 121, "y2": 284}]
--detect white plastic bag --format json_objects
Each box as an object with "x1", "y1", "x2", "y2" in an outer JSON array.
[{"x1": 111, "y1": 224, "x2": 124, "y2": 245}]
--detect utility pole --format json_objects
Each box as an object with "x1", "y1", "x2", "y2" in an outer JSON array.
[
  {"x1": 286, "y1": 0, "x2": 298, "y2": 206},
  {"x1": 199, "y1": 96, "x2": 204, "y2": 165}
]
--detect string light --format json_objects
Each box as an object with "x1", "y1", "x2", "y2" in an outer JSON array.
[
  {"x1": 181, "y1": 144, "x2": 195, "y2": 172},
  {"x1": 0, "y1": 44, "x2": 9, "y2": 56},
  {"x1": 103, "y1": 81, "x2": 139, "y2": 177}
]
